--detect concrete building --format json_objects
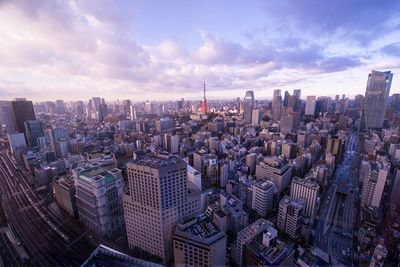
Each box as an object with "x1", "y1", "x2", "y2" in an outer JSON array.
[
  {"x1": 245, "y1": 153, "x2": 257, "y2": 176},
  {"x1": 364, "y1": 70, "x2": 392, "y2": 129},
  {"x1": 252, "y1": 108, "x2": 261, "y2": 125},
  {"x1": 53, "y1": 175, "x2": 78, "y2": 217},
  {"x1": 235, "y1": 218, "x2": 272, "y2": 266},
  {"x1": 156, "y1": 117, "x2": 174, "y2": 132},
  {"x1": 123, "y1": 153, "x2": 200, "y2": 264},
  {"x1": 173, "y1": 216, "x2": 227, "y2": 267},
  {"x1": 251, "y1": 180, "x2": 275, "y2": 217},
  {"x1": 369, "y1": 244, "x2": 388, "y2": 267},
  {"x1": 390, "y1": 167, "x2": 400, "y2": 208},
  {"x1": 255, "y1": 156, "x2": 292, "y2": 193},
  {"x1": 24, "y1": 120, "x2": 44, "y2": 147},
  {"x1": 7, "y1": 133, "x2": 26, "y2": 153},
  {"x1": 305, "y1": 96, "x2": 316, "y2": 116},
  {"x1": 243, "y1": 91, "x2": 254, "y2": 124},
  {"x1": 361, "y1": 160, "x2": 389, "y2": 208},
  {"x1": 280, "y1": 112, "x2": 299, "y2": 134},
  {"x1": 73, "y1": 164, "x2": 124, "y2": 236},
  {"x1": 82, "y1": 244, "x2": 163, "y2": 267},
  {"x1": 244, "y1": 226, "x2": 295, "y2": 266},
  {"x1": 277, "y1": 196, "x2": 305, "y2": 239},
  {"x1": 272, "y1": 89, "x2": 282, "y2": 122},
  {"x1": 290, "y1": 177, "x2": 319, "y2": 220},
  {"x1": 11, "y1": 99, "x2": 36, "y2": 133},
  {"x1": 0, "y1": 101, "x2": 15, "y2": 132}
]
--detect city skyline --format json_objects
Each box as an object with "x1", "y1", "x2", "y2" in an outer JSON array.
[
  {"x1": 1, "y1": 2, "x2": 400, "y2": 267},
  {"x1": 0, "y1": 0, "x2": 400, "y2": 101}
]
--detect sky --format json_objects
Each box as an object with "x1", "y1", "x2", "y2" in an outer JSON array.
[{"x1": 0, "y1": 0, "x2": 399, "y2": 102}]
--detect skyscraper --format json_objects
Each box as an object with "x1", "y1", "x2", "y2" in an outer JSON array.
[
  {"x1": 24, "y1": 120, "x2": 44, "y2": 147},
  {"x1": 305, "y1": 96, "x2": 316, "y2": 116},
  {"x1": 123, "y1": 153, "x2": 200, "y2": 264},
  {"x1": 272, "y1": 89, "x2": 282, "y2": 121},
  {"x1": 251, "y1": 180, "x2": 275, "y2": 217},
  {"x1": 243, "y1": 90, "x2": 254, "y2": 124},
  {"x1": 173, "y1": 216, "x2": 227, "y2": 266},
  {"x1": 290, "y1": 177, "x2": 319, "y2": 221},
  {"x1": 73, "y1": 164, "x2": 125, "y2": 237},
  {"x1": 364, "y1": 70, "x2": 393, "y2": 129},
  {"x1": 235, "y1": 219, "x2": 272, "y2": 266},
  {"x1": 277, "y1": 196, "x2": 305, "y2": 239},
  {"x1": 0, "y1": 101, "x2": 15, "y2": 132},
  {"x1": 361, "y1": 160, "x2": 389, "y2": 208},
  {"x1": 11, "y1": 99, "x2": 36, "y2": 133}
]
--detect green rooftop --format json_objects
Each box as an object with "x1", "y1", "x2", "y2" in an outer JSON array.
[{"x1": 78, "y1": 167, "x2": 116, "y2": 184}]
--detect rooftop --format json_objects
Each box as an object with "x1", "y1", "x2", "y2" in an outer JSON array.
[
  {"x1": 174, "y1": 216, "x2": 225, "y2": 245},
  {"x1": 246, "y1": 233, "x2": 294, "y2": 266},
  {"x1": 292, "y1": 176, "x2": 320, "y2": 189},
  {"x1": 81, "y1": 244, "x2": 163, "y2": 267},
  {"x1": 130, "y1": 153, "x2": 185, "y2": 169},
  {"x1": 280, "y1": 196, "x2": 305, "y2": 209}
]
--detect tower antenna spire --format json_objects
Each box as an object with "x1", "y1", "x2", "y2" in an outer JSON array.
[
  {"x1": 203, "y1": 74, "x2": 206, "y2": 99},
  {"x1": 201, "y1": 74, "x2": 208, "y2": 113}
]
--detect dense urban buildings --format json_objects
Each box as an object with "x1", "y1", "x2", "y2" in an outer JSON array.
[{"x1": 0, "y1": 68, "x2": 399, "y2": 266}]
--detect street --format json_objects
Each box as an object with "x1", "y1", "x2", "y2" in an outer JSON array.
[{"x1": 314, "y1": 132, "x2": 361, "y2": 264}]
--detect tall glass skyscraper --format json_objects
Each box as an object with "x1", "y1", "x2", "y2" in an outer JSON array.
[
  {"x1": 364, "y1": 70, "x2": 392, "y2": 129},
  {"x1": 243, "y1": 90, "x2": 254, "y2": 124}
]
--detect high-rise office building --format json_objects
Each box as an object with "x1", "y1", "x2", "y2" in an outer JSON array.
[
  {"x1": 91, "y1": 97, "x2": 101, "y2": 111},
  {"x1": 53, "y1": 175, "x2": 78, "y2": 217},
  {"x1": 73, "y1": 164, "x2": 124, "y2": 236},
  {"x1": 243, "y1": 91, "x2": 254, "y2": 124},
  {"x1": 235, "y1": 218, "x2": 272, "y2": 266},
  {"x1": 280, "y1": 112, "x2": 300, "y2": 135},
  {"x1": 283, "y1": 91, "x2": 290, "y2": 107},
  {"x1": 390, "y1": 167, "x2": 400, "y2": 208},
  {"x1": 24, "y1": 120, "x2": 44, "y2": 147},
  {"x1": 55, "y1": 100, "x2": 66, "y2": 114},
  {"x1": 251, "y1": 180, "x2": 275, "y2": 217},
  {"x1": 255, "y1": 156, "x2": 292, "y2": 193},
  {"x1": 272, "y1": 89, "x2": 282, "y2": 121},
  {"x1": 124, "y1": 154, "x2": 200, "y2": 264},
  {"x1": 290, "y1": 177, "x2": 319, "y2": 221},
  {"x1": 361, "y1": 160, "x2": 389, "y2": 208},
  {"x1": 277, "y1": 196, "x2": 305, "y2": 239},
  {"x1": 364, "y1": 70, "x2": 393, "y2": 129},
  {"x1": 391, "y1": 93, "x2": 400, "y2": 113},
  {"x1": 246, "y1": 152, "x2": 257, "y2": 176},
  {"x1": 0, "y1": 101, "x2": 15, "y2": 132},
  {"x1": 252, "y1": 108, "x2": 261, "y2": 125},
  {"x1": 305, "y1": 96, "x2": 316, "y2": 116},
  {"x1": 173, "y1": 216, "x2": 227, "y2": 267},
  {"x1": 11, "y1": 99, "x2": 36, "y2": 133}
]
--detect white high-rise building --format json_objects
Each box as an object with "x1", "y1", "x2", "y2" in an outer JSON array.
[
  {"x1": 255, "y1": 156, "x2": 292, "y2": 193},
  {"x1": 361, "y1": 160, "x2": 389, "y2": 208},
  {"x1": 277, "y1": 196, "x2": 305, "y2": 239},
  {"x1": 251, "y1": 180, "x2": 275, "y2": 217},
  {"x1": 72, "y1": 164, "x2": 124, "y2": 237},
  {"x1": 305, "y1": 96, "x2": 316, "y2": 116},
  {"x1": 290, "y1": 177, "x2": 319, "y2": 221},
  {"x1": 123, "y1": 153, "x2": 200, "y2": 264}
]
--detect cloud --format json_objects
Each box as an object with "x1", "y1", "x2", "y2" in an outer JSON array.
[
  {"x1": 381, "y1": 42, "x2": 400, "y2": 57},
  {"x1": 0, "y1": 0, "x2": 398, "y2": 101}
]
